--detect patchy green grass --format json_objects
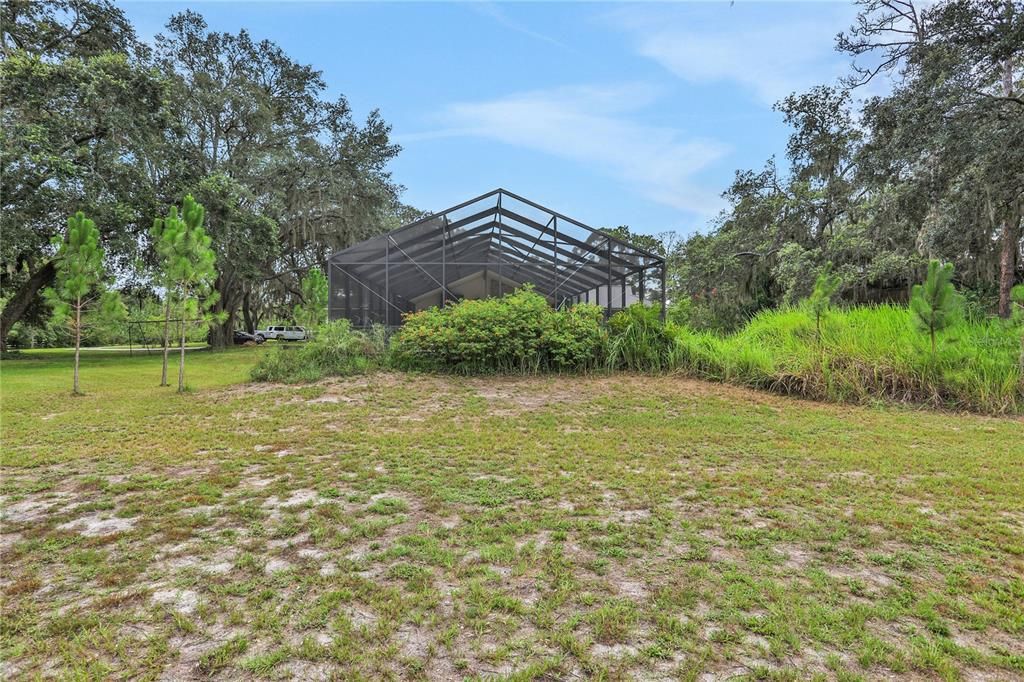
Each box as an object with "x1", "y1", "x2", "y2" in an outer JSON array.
[{"x1": 1, "y1": 349, "x2": 1022, "y2": 680}]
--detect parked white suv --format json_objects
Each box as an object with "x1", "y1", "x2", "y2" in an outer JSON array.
[{"x1": 256, "y1": 325, "x2": 308, "y2": 341}]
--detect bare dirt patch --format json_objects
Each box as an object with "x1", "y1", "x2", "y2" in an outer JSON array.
[
  {"x1": 265, "y1": 557, "x2": 293, "y2": 574},
  {"x1": 591, "y1": 642, "x2": 639, "y2": 659},
  {"x1": 951, "y1": 625, "x2": 1024, "y2": 658},
  {"x1": 395, "y1": 623, "x2": 433, "y2": 659},
  {"x1": 774, "y1": 543, "x2": 815, "y2": 570},
  {"x1": 1, "y1": 492, "x2": 75, "y2": 524},
  {"x1": 469, "y1": 376, "x2": 588, "y2": 416},
  {"x1": 152, "y1": 588, "x2": 199, "y2": 614},
  {"x1": 610, "y1": 508, "x2": 652, "y2": 524},
  {"x1": 825, "y1": 563, "x2": 894, "y2": 589},
  {"x1": 57, "y1": 512, "x2": 137, "y2": 537}
]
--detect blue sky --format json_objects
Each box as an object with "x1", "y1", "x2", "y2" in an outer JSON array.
[{"x1": 121, "y1": 1, "x2": 862, "y2": 238}]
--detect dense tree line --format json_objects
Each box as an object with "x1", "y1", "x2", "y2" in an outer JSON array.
[
  {"x1": 668, "y1": 0, "x2": 1023, "y2": 330},
  {"x1": 3, "y1": 0, "x2": 1020, "y2": 349},
  {"x1": 1, "y1": 0, "x2": 413, "y2": 350}
]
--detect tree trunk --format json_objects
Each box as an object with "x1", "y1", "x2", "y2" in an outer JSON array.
[
  {"x1": 997, "y1": 210, "x2": 1020, "y2": 318},
  {"x1": 208, "y1": 315, "x2": 234, "y2": 348},
  {"x1": 73, "y1": 299, "x2": 82, "y2": 395},
  {"x1": 207, "y1": 275, "x2": 235, "y2": 348},
  {"x1": 0, "y1": 261, "x2": 56, "y2": 351},
  {"x1": 209, "y1": 285, "x2": 240, "y2": 348},
  {"x1": 226, "y1": 308, "x2": 237, "y2": 339},
  {"x1": 997, "y1": 58, "x2": 1019, "y2": 318},
  {"x1": 242, "y1": 290, "x2": 254, "y2": 334},
  {"x1": 161, "y1": 296, "x2": 171, "y2": 386},
  {"x1": 178, "y1": 299, "x2": 187, "y2": 393}
]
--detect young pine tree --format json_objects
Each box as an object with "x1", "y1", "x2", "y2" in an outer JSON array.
[
  {"x1": 295, "y1": 267, "x2": 329, "y2": 331},
  {"x1": 910, "y1": 260, "x2": 960, "y2": 355},
  {"x1": 153, "y1": 195, "x2": 219, "y2": 392},
  {"x1": 150, "y1": 214, "x2": 178, "y2": 387},
  {"x1": 806, "y1": 263, "x2": 842, "y2": 347},
  {"x1": 45, "y1": 212, "x2": 124, "y2": 394},
  {"x1": 1011, "y1": 284, "x2": 1024, "y2": 373}
]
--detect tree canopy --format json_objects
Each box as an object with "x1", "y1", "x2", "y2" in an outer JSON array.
[
  {"x1": 669, "y1": 0, "x2": 1022, "y2": 331},
  {"x1": 1, "y1": 0, "x2": 164, "y2": 349},
  {"x1": 1, "y1": 1, "x2": 412, "y2": 350}
]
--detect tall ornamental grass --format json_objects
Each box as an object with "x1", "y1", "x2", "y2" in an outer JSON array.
[
  {"x1": 674, "y1": 304, "x2": 1021, "y2": 414},
  {"x1": 605, "y1": 304, "x2": 678, "y2": 373}
]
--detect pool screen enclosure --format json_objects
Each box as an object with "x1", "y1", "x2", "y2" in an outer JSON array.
[{"x1": 328, "y1": 189, "x2": 666, "y2": 327}]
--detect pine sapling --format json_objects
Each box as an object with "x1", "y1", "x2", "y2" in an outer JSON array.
[
  {"x1": 806, "y1": 262, "x2": 842, "y2": 348},
  {"x1": 154, "y1": 195, "x2": 219, "y2": 392},
  {"x1": 150, "y1": 211, "x2": 180, "y2": 387},
  {"x1": 910, "y1": 260, "x2": 960, "y2": 355},
  {"x1": 44, "y1": 212, "x2": 122, "y2": 394},
  {"x1": 1011, "y1": 284, "x2": 1024, "y2": 373}
]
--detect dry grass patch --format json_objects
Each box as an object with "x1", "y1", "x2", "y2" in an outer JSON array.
[{"x1": 2, "y1": 350, "x2": 1023, "y2": 680}]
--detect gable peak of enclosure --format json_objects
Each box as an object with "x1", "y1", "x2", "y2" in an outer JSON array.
[{"x1": 328, "y1": 189, "x2": 666, "y2": 327}]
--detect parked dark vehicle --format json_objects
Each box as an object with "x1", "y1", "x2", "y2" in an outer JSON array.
[{"x1": 233, "y1": 330, "x2": 265, "y2": 345}]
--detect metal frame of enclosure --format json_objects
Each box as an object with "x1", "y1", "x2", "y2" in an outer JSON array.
[{"x1": 328, "y1": 188, "x2": 666, "y2": 328}]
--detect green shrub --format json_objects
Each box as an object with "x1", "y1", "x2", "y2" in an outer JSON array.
[
  {"x1": 250, "y1": 320, "x2": 373, "y2": 383},
  {"x1": 685, "y1": 287, "x2": 760, "y2": 333},
  {"x1": 364, "y1": 323, "x2": 390, "y2": 359},
  {"x1": 390, "y1": 287, "x2": 546, "y2": 373},
  {"x1": 545, "y1": 303, "x2": 607, "y2": 372},
  {"x1": 666, "y1": 297, "x2": 691, "y2": 327},
  {"x1": 389, "y1": 286, "x2": 606, "y2": 374}
]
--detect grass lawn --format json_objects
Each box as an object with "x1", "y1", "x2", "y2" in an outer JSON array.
[
  {"x1": 1, "y1": 349, "x2": 1022, "y2": 680},
  {"x1": 18, "y1": 343, "x2": 210, "y2": 355}
]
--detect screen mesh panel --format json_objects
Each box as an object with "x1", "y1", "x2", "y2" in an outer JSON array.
[{"x1": 328, "y1": 189, "x2": 665, "y2": 327}]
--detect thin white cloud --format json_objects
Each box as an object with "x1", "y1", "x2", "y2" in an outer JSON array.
[
  {"x1": 467, "y1": 2, "x2": 573, "y2": 52},
  {"x1": 613, "y1": 6, "x2": 853, "y2": 106},
  {"x1": 399, "y1": 84, "x2": 730, "y2": 217}
]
